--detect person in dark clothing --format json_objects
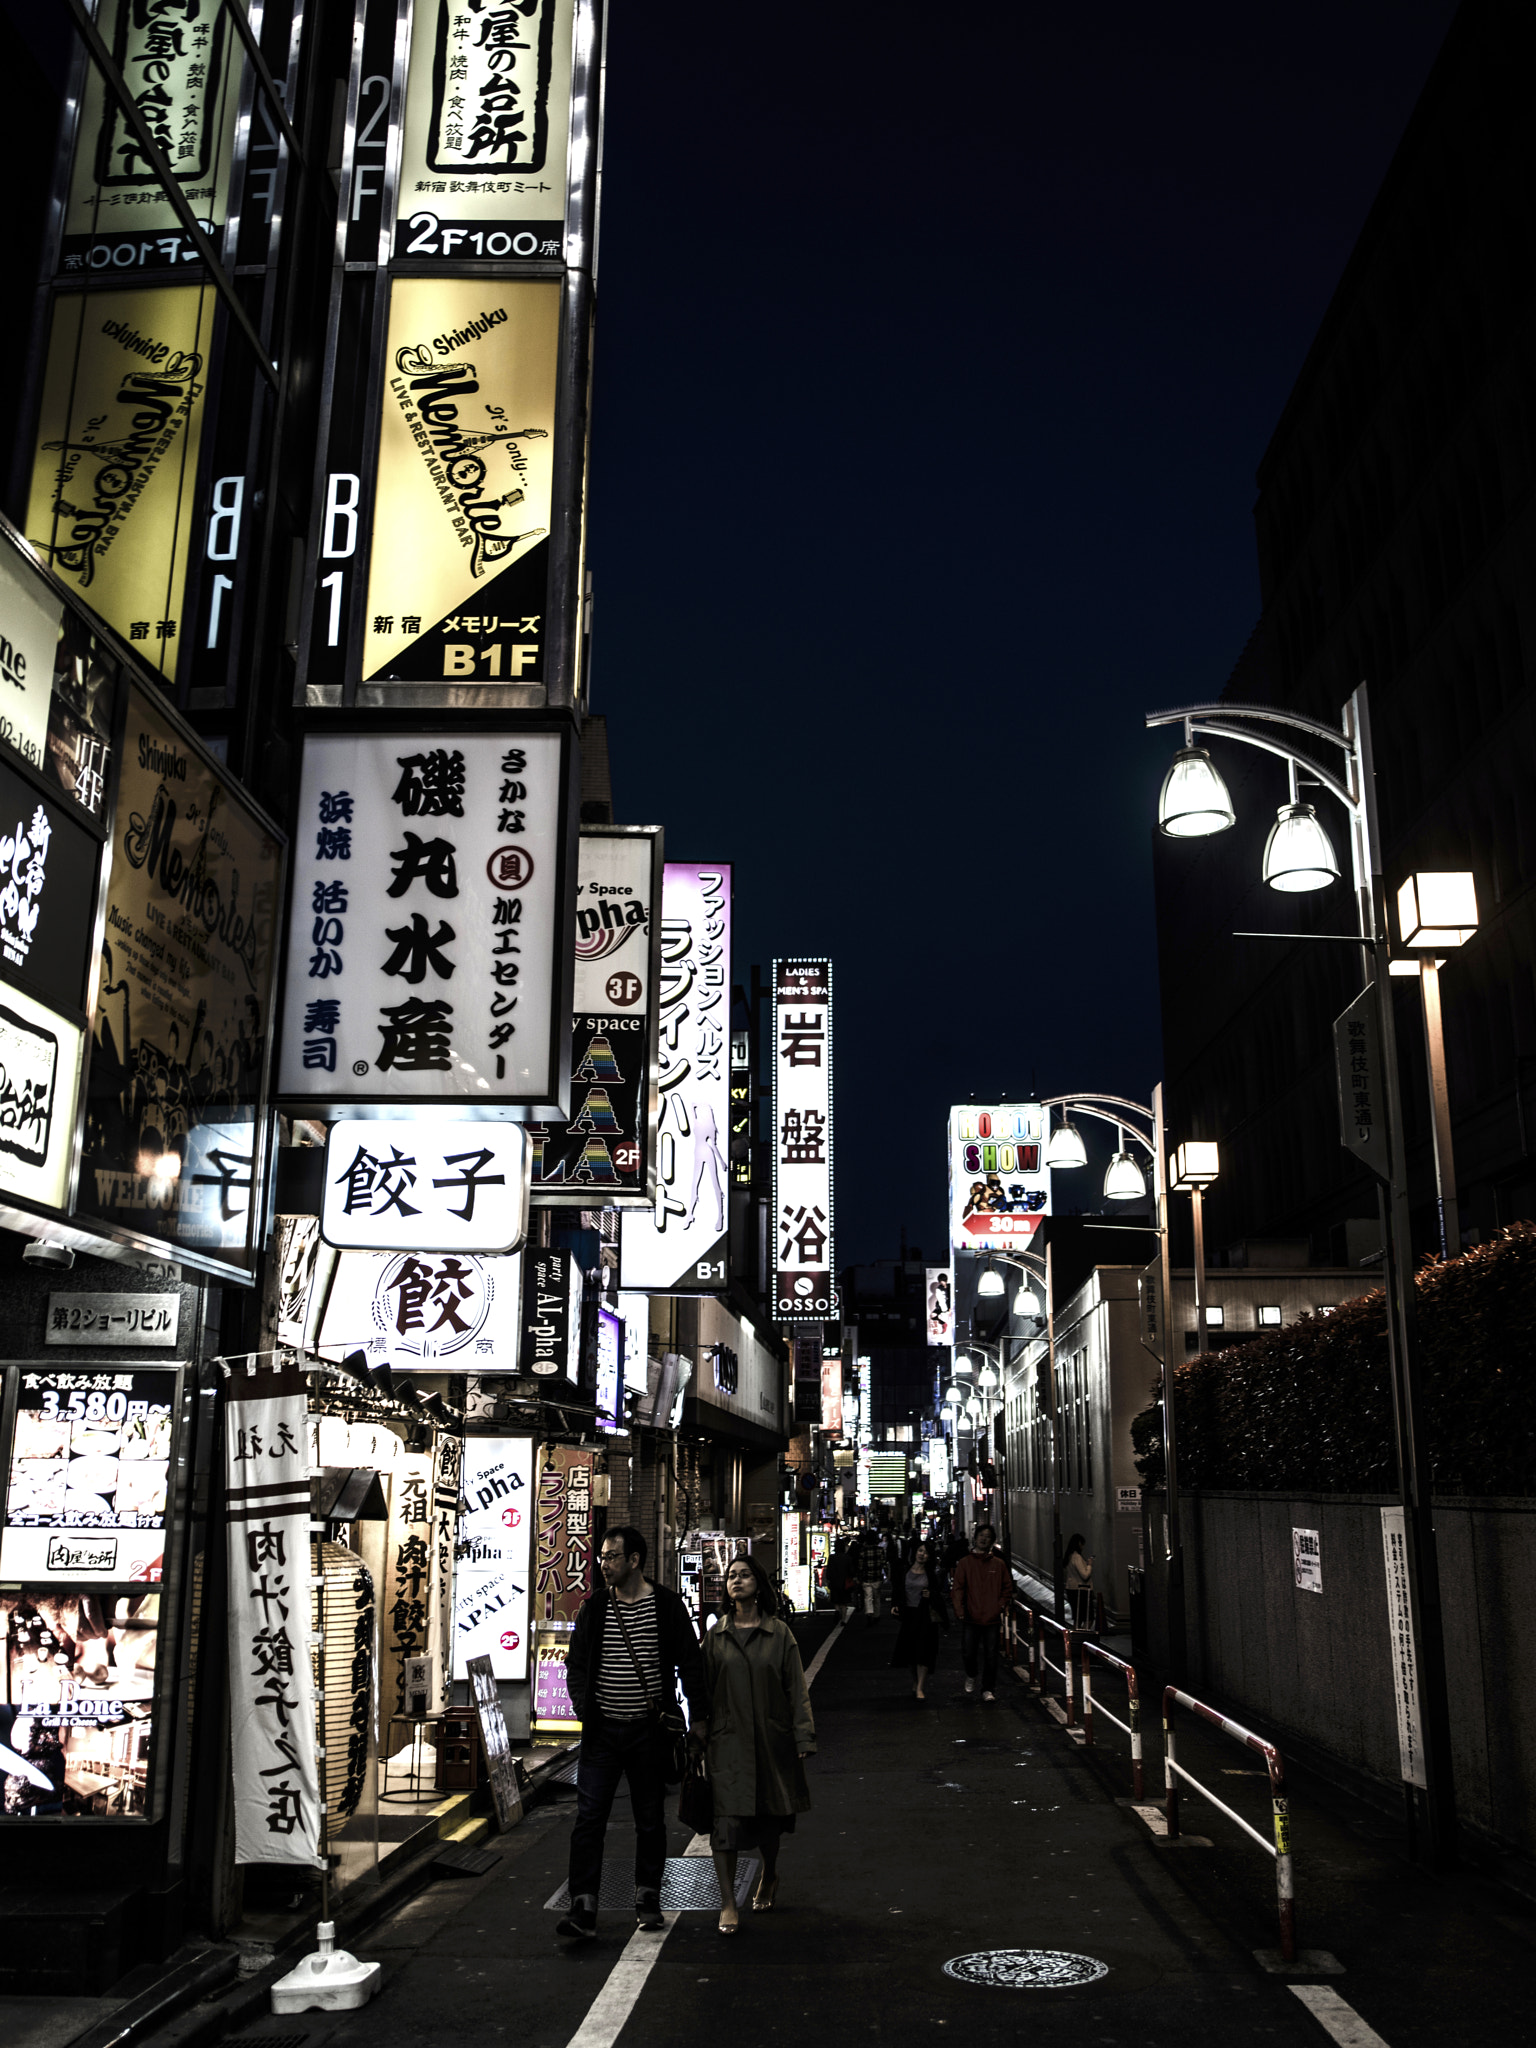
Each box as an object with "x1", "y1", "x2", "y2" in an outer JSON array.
[
  {"x1": 951, "y1": 1522, "x2": 1012, "y2": 1700},
  {"x1": 854, "y1": 1526, "x2": 885, "y2": 1624},
  {"x1": 890, "y1": 1540, "x2": 949, "y2": 1700},
  {"x1": 557, "y1": 1525, "x2": 705, "y2": 1941}
]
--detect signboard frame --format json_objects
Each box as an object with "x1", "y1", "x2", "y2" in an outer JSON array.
[{"x1": 770, "y1": 958, "x2": 835, "y2": 1322}]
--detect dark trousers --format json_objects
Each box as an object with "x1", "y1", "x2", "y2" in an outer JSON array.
[
  {"x1": 568, "y1": 1716, "x2": 667, "y2": 1904},
  {"x1": 962, "y1": 1619, "x2": 1001, "y2": 1690}
]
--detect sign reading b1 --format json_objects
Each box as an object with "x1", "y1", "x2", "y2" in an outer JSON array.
[{"x1": 321, "y1": 1117, "x2": 531, "y2": 1252}]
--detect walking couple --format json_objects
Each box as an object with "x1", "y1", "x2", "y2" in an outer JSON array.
[{"x1": 557, "y1": 1526, "x2": 816, "y2": 1941}]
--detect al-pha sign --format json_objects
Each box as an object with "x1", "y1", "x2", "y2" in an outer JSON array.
[{"x1": 947, "y1": 1105, "x2": 1050, "y2": 1253}]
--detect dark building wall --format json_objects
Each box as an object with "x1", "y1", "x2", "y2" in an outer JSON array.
[{"x1": 1155, "y1": 0, "x2": 1536, "y2": 1264}]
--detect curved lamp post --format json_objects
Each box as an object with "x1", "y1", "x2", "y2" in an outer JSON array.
[{"x1": 1146, "y1": 684, "x2": 1456, "y2": 1865}]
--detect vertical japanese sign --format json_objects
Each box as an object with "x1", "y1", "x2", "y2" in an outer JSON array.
[
  {"x1": 820, "y1": 1356, "x2": 844, "y2": 1436},
  {"x1": 454, "y1": 1436, "x2": 534, "y2": 1680},
  {"x1": 532, "y1": 1444, "x2": 593, "y2": 1624},
  {"x1": 925, "y1": 1267, "x2": 954, "y2": 1346},
  {"x1": 224, "y1": 1358, "x2": 321, "y2": 1866},
  {"x1": 432, "y1": 1434, "x2": 462, "y2": 1711},
  {"x1": 772, "y1": 959, "x2": 835, "y2": 1320},
  {"x1": 359, "y1": 279, "x2": 560, "y2": 689},
  {"x1": 1380, "y1": 1506, "x2": 1428, "y2": 1789},
  {"x1": 521, "y1": 1245, "x2": 582, "y2": 1380},
  {"x1": 729, "y1": 1025, "x2": 752, "y2": 1189},
  {"x1": 395, "y1": 0, "x2": 575, "y2": 261},
  {"x1": 619, "y1": 866, "x2": 731, "y2": 1293},
  {"x1": 78, "y1": 682, "x2": 283, "y2": 1273},
  {"x1": 276, "y1": 726, "x2": 573, "y2": 1110},
  {"x1": 383, "y1": 1453, "x2": 438, "y2": 1722},
  {"x1": 947, "y1": 1105, "x2": 1049, "y2": 1253},
  {"x1": 529, "y1": 826, "x2": 661, "y2": 1204},
  {"x1": 60, "y1": 0, "x2": 245, "y2": 274},
  {"x1": 1334, "y1": 989, "x2": 1391, "y2": 1182},
  {"x1": 26, "y1": 289, "x2": 215, "y2": 675}
]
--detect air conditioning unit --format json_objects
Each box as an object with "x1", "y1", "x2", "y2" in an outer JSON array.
[{"x1": 404, "y1": 1653, "x2": 434, "y2": 1720}]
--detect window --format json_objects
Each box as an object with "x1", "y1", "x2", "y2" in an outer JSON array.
[
  {"x1": 1258, "y1": 1304, "x2": 1282, "y2": 1327},
  {"x1": 1204, "y1": 1305, "x2": 1225, "y2": 1328},
  {"x1": 1317, "y1": 1304, "x2": 1337, "y2": 1316}
]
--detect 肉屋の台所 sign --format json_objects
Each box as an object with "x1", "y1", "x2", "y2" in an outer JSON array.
[
  {"x1": 321, "y1": 1117, "x2": 531, "y2": 1251},
  {"x1": 529, "y1": 826, "x2": 662, "y2": 1206},
  {"x1": 619, "y1": 865, "x2": 731, "y2": 1293},
  {"x1": 772, "y1": 959, "x2": 835, "y2": 1320},
  {"x1": 277, "y1": 727, "x2": 573, "y2": 1111},
  {"x1": 947, "y1": 1104, "x2": 1050, "y2": 1253}
]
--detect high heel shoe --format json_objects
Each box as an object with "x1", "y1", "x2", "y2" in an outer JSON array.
[
  {"x1": 718, "y1": 1908, "x2": 740, "y2": 1935},
  {"x1": 752, "y1": 1874, "x2": 778, "y2": 1912}
]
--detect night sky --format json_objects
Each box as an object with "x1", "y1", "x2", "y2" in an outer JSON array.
[{"x1": 587, "y1": 1, "x2": 1460, "y2": 1268}]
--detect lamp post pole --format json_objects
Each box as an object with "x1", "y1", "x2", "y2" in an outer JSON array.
[
  {"x1": 1151, "y1": 1084, "x2": 1186, "y2": 1683},
  {"x1": 1147, "y1": 681, "x2": 1457, "y2": 1866},
  {"x1": 1190, "y1": 1187, "x2": 1209, "y2": 1356},
  {"x1": 1417, "y1": 961, "x2": 1460, "y2": 1259}
]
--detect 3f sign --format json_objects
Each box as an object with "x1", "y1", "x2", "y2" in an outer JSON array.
[{"x1": 320, "y1": 472, "x2": 361, "y2": 649}]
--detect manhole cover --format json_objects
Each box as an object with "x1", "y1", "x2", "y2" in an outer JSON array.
[{"x1": 943, "y1": 1950, "x2": 1108, "y2": 1989}]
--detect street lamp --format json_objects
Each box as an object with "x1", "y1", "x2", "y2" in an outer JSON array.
[
  {"x1": 1103, "y1": 1126, "x2": 1149, "y2": 1201},
  {"x1": 1147, "y1": 685, "x2": 1457, "y2": 1865},
  {"x1": 1045, "y1": 1116, "x2": 1088, "y2": 1169},
  {"x1": 1169, "y1": 1141, "x2": 1219, "y2": 1356},
  {"x1": 1389, "y1": 872, "x2": 1479, "y2": 1257}
]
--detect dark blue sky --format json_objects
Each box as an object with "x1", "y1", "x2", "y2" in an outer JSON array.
[{"x1": 587, "y1": 1, "x2": 1460, "y2": 1266}]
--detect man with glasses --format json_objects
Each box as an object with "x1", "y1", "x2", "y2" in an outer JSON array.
[{"x1": 556, "y1": 1525, "x2": 705, "y2": 1941}]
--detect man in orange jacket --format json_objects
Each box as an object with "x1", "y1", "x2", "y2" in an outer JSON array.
[{"x1": 951, "y1": 1523, "x2": 1011, "y2": 1701}]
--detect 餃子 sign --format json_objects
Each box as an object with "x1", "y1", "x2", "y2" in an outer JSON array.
[{"x1": 277, "y1": 727, "x2": 575, "y2": 1113}]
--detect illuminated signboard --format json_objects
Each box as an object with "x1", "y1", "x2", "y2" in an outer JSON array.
[
  {"x1": 619, "y1": 866, "x2": 731, "y2": 1293},
  {"x1": 772, "y1": 958, "x2": 834, "y2": 1320},
  {"x1": 947, "y1": 1104, "x2": 1050, "y2": 1253},
  {"x1": 926, "y1": 1266, "x2": 954, "y2": 1346},
  {"x1": 275, "y1": 726, "x2": 574, "y2": 1113},
  {"x1": 453, "y1": 1436, "x2": 534, "y2": 1681},
  {"x1": 595, "y1": 1306, "x2": 622, "y2": 1433},
  {"x1": 529, "y1": 826, "x2": 661, "y2": 1205},
  {"x1": 319, "y1": 1250, "x2": 524, "y2": 1370},
  {"x1": 1, "y1": 1365, "x2": 177, "y2": 1583},
  {"x1": 321, "y1": 1118, "x2": 531, "y2": 1252}
]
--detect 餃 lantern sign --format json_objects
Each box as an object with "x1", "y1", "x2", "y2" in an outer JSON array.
[
  {"x1": 276, "y1": 725, "x2": 577, "y2": 1115},
  {"x1": 771, "y1": 959, "x2": 836, "y2": 1321},
  {"x1": 320, "y1": 1117, "x2": 531, "y2": 1251}
]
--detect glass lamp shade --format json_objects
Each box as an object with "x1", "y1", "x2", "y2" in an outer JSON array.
[
  {"x1": 1170, "y1": 1139, "x2": 1220, "y2": 1190},
  {"x1": 1158, "y1": 746, "x2": 1235, "y2": 837},
  {"x1": 1103, "y1": 1150, "x2": 1147, "y2": 1201},
  {"x1": 977, "y1": 1361, "x2": 1000, "y2": 1392},
  {"x1": 965, "y1": 1397, "x2": 984, "y2": 1423},
  {"x1": 1262, "y1": 802, "x2": 1339, "y2": 892},
  {"x1": 976, "y1": 1268, "x2": 1006, "y2": 1298},
  {"x1": 942, "y1": 1383, "x2": 964, "y2": 1408},
  {"x1": 1397, "y1": 871, "x2": 1478, "y2": 948},
  {"x1": 1045, "y1": 1119, "x2": 1088, "y2": 1169}
]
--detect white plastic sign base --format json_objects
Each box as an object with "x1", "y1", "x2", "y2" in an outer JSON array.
[{"x1": 271, "y1": 1923, "x2": 381, "y2": 2013}]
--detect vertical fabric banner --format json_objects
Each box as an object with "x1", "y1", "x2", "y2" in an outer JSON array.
[
  {"x1": 532, "y1": 1444, "x2": 593, "y2": 1623},
  {"x1": 224, "y1": 1358, "x2": 321, "y2": 1866},
  {"x1": 432, "y1": 1435, "x2": 462, "y2": 1711},
  {"x1": 382, "y1": 1451, "x2": 435, "y2": 1724}
]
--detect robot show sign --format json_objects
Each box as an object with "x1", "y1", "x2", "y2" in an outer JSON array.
[{"x1": 947, "y1": 1105, "x2": 1051, "y2": 1253}]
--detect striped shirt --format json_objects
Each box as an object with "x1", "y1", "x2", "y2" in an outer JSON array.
[{"x1": 595, "y1": 1590, "x2": 662, "y2": 1720}]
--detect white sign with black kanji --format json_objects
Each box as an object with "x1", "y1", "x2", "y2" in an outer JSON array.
[{"x1": 320, "y1": 1116, "x2": 530, "y2": 1252}]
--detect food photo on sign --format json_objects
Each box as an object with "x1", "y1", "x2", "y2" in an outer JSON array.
[
  {"x1": 2, "y1": 1368, "x2": 175, "y2": 1584},
  {"x1": 1, "y1": 1588, "x2": 159, "y2": 1817}
]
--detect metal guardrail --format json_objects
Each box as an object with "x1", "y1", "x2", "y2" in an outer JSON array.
[
  {"x1": 1079, "y1": 1638, "x2": 1144, "y2": 1800},
  {"x1": 1027, "y1": 1604, "x2": 1078, "y2": 1725},
  {"x1": 1163, "y1": 1685, "x2": 1296, "y2": 1964}
]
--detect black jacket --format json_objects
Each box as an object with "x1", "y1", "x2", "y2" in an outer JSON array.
[{"x1": 566, "y1": 1578, "x2": 707, "y2": 1724}]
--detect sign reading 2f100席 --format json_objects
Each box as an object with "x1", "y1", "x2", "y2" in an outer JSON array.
[{"x1": 276, "y1": 727, "x2": 576, "y2": 1115}]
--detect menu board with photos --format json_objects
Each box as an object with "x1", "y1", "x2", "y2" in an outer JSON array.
[
  {"x1": 2, "y1": 1589, "x2": 160, "y2": 1818},
  {"x1": 2, "y1": 1366, "x2": 176, "y2": 1584}
]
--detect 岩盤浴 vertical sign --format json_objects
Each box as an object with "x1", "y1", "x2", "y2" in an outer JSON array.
[
  {"x1": 772, "y1": 959, "x2": 835, "y2": 1320},
  {"x1": 618, "y1": 867, "x2": 731, "y2": 1293}
]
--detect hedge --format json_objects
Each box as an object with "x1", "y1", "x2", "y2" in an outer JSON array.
[{"x1": 1131, "y1": 1221, "x2": 1536, "y2": 1497}]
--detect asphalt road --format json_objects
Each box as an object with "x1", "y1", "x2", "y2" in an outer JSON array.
[{"x1": 210, "y1": 1608, "x2": 1535, "y2": 2048}]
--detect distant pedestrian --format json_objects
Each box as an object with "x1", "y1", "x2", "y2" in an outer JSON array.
[
  {"x1": 557, "y1": 1526, "x2": 706, "y2": 1942},
  {"x1": 1064, "y1": 1532, "x2": 1095, "y2": 1630},
  {"x1": 703, "y1": 1555, "x2": 816, "y2": 1933},
  {"x1": 855, "y1": 1525, "x2": 885, "y2": 1624},
  {"x1": 951, "y1": 1522, "x2": 1011, "y2": 1701},
  {"x1": 890, "y1": 1540, "x2": 949, "y2": 1700},
  {"x1": 942, "y1": 1529, "x2": 970, "y2": 1574},
  {"x1": 825, "y1": 1539, "x2": 854, "y2": 1623}
]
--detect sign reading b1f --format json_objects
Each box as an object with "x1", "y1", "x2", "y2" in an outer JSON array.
[{"x1": 772, "y1": 959, "x2": 835, "y2": 1320}]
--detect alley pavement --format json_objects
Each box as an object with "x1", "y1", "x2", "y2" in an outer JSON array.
[{"x1": 182, "y1": 1606, "x2": 1536, "y2": 2048}]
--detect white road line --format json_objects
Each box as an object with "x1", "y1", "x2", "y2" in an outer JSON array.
[
  {"x1": 802, "y1": 1619, "x2": 845, "y2": 1690},
  {"x1": 563, "y1": 1617, "x2": 844, "y2": 2047},
  {"x1": 564, "y1": 1914, "x2": 680, "y2": 2048},
  {"x1": 1290, "y1": 1985, "x2": 1391, "y2": 2047}
]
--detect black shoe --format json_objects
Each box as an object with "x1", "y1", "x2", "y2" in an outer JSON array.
[
  {"x1": 556, "y1": 1898, "x2": 598, "y2": 1940},
  {"x1": 635, "y1": 1889, "x2": 665, "y2": 1931}
]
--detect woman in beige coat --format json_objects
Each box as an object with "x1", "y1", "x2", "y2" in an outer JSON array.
[{"x1": 701, "y1": 1555, "x2": 815, "y2": 1933}]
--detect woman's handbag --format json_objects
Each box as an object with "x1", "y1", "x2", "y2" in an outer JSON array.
[
  {"x1": 609, "y1": 1595, "x2": 689, "y2": 1784},
  {"x1": 677, "y1": 1752, "x2": 713, "y2": 1833}
]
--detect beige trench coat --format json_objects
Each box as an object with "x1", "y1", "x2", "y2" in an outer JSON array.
[{"x1": 701, "y1": 1616, "x2": 816, "y2": 1819}]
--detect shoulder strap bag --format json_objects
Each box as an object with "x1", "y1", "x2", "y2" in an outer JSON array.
[{"x1": 609, "y1": 1592, "x2": 689, "y2": 1784}]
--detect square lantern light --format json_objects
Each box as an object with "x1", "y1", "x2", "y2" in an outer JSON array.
[
  {"x1": 1397, "y1": 872, "x2": 1478, "y2": 950},
  {"x1": 1169, "y1": 1140, "x2": 1220, "y2": 1191}
]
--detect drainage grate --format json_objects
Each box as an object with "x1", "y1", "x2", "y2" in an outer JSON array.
[
  {"x1": 433, "y1": 1843, "x2": 502, "y2": 1878},
  {"x1": 545, "y1": 1854, "x2": 759, "y2": 1912},
  {"x1": 232, "y1": 2035, "x2": 311, "y2": 2047}
]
